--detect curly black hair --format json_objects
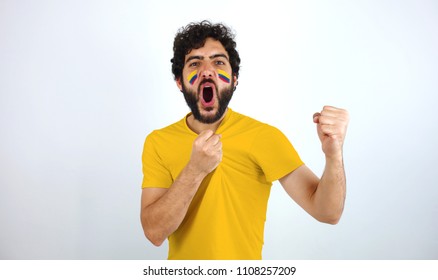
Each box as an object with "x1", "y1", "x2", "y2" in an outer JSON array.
[{"x1": 171, "y1": 20, "x2": 241, "y2": 81}]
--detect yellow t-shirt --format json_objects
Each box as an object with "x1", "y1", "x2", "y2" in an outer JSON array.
[{"x1": 142, "y1": 109, "x2": 303, "y2": 259}]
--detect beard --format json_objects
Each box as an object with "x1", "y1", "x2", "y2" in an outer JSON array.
[{"x1": 181, "y1": 77, "x2": 235, "y2": 124}]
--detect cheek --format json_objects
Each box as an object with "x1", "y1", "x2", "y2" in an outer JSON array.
[
  {"x1": 187, "y1": 70, "x2": 198, "y2": 85},
  {"x1": 217, "y1": 69, "x2": 231, "y2": 84}
]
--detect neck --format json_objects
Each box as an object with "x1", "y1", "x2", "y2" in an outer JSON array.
[{"x1": 186, "y1": 108, "x2": 228, "y2": 134}]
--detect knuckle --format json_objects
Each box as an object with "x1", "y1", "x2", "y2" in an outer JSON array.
[
  {"x1": 193, "y1": 138, "x2": 202, "y2": 146},
  {"x1": 323, "y1": 105, "x2": 333, "y2": 112},
  {"x1": 321, "y1": 124, "x2": 331, "y2": 131},
  {"x1": 202, "y1": 145, "x2": 209, "y2": 153}
]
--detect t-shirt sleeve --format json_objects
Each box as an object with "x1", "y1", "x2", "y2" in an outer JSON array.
[
  {"x1": 141, "y1": 132, "x2": 173, "y2": 189},
  {"x1": 251, "y1": 125, "x2": 304, "y2": 182}
]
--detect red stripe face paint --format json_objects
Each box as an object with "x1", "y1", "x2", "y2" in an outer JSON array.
[
  {"x1": 188, "y1": 70, "x2": 198, "y2": 85},
  {"x1": 217, "y1": 69, "x2": 231, "y2": 83}
]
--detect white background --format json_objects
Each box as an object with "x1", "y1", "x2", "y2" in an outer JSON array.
[{"x1": 1, "y1": 0, "x2": 437, "y2": 259}]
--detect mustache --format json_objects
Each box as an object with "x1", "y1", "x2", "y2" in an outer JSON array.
[{"x1": 197, "y1": 78, "x2": 217, "y2": 91}]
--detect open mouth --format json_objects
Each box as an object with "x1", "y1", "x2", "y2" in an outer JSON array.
[{"x1": 202, "y1": 86, "x2": 214, "y2": 103}]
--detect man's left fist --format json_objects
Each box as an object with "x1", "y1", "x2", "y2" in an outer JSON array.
[{"x1": 313, "y1": 106, "x2": 350, "y2": 159}]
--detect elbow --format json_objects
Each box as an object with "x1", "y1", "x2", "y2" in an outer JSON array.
[
  {"x1": 149, "y1": 237, "x2": 166, "y2": 247},
  {"x1": 322, "y1": 216, "x2": 341, "y2": 225},
  {"x1": 143, "y1": 224, "x2": 167, "y2": 247},
  {"x1": 315, "y1": 212, "x2": 342, "y2": 225},
  {"x1": 141, "y1": 212, "x2": 167, "y2": 246},
  {"x1": 141, "y1": 217, "x2": 167, "y2": 246},
  {"x1": 143, "y1": 228, "x2": 166, "y2": 247}
]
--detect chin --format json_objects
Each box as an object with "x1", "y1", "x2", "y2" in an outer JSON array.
[
  {"x1": 201, "y1": 106, "x2": 216, "y2": 113},
  {"x1": 199, "y1": 109, "x2": 218, "y2": 121},
  {"x1": 195, "y1": 107, "x2": 221, "y2": 124}
]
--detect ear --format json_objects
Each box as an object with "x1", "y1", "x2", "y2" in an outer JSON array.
[
  {"x1": 233, "y1": 74, "x2": 238, "y2": 88},
  {"x1": 176, "y1": 77, "x2": 183, "y2": 92}
]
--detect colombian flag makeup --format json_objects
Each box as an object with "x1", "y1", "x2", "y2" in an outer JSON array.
[
  {"x1": 188, "y1": 70, "x2": 198, "y2": 85},
  {"x1": 218, "y1": 69, "x2": 231, "y2": 83}
]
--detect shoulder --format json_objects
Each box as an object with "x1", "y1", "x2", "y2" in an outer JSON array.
[
  {"x1": 228, "y1": 109, "x2": 280, "y2": 133},
  {"x1": 236, "y1": 111, "x2": 285, "y2": 138},
  {"x1": 229, "y1": 111, "x2": 293, "y2": 147},
  {"x1": 146, "y1": 115, "x2": 188, "y2": 141}
]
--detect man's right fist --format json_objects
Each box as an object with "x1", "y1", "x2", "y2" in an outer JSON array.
[{"x1": 189, "y1": 130, "x2": 222, "y2": 175}]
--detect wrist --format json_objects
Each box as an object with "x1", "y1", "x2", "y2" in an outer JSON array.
[
  {"x1": 325, "y1": 152, "x2": 343, "y2": 164},
  {"x1": 185, "y1": 161, "x2": 208, "y2": 182}
]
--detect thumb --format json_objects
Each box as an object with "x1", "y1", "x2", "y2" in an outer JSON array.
[
  {"x1": 198, "y1": 130, "x2": 214, "y2": 141},
  {"x1": 313, "y1": 112, "x2": 321, "y2": 123}
]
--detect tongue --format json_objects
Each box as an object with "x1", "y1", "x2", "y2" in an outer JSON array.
[{"x1": 201, "y1": 87, "x2": 215, "y2": 106}]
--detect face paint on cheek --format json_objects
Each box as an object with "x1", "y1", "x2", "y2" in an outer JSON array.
[
  {"x1": 217, "y1": 69, "x2": 231, "y2": 84},
  {"x1": 187, "y1": 70, "x2": 198, "y2": 85}
]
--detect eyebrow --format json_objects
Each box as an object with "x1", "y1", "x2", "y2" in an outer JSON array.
[{"x1": 185, "y1": 53, "x2": 229, "y2": 64}]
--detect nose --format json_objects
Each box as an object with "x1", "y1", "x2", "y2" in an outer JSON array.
[{"x1": 199, "y1": 64, "x2": 214, "y2": 79}]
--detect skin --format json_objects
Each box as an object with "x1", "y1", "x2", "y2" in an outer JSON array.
[
  {"x1": 140, "y1": 38, "x2": 350, "y2": 246},
  {"x1": 280, "y1": 106, "x2": 349, "y2": 224}
]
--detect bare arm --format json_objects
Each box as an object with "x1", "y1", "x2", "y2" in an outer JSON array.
[
  {"x1": 280, "y1": 106, "x2": 349, "y2": 224},
  {"x1": 280, "y1": 159, "x2": 345, "y2": 224},
  {"x1": 141, "y1": 164, "x2": 207, "y2": 246},
  {"x1": 140, "y1": 130, "x2": 222, "y2": 246}
]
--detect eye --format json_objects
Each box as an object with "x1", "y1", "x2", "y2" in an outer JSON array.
[
  {"x1": 215, "y1": 61, "x2": 225, "y2": 65},
  {"x1": 189, "y1": 61, "x2": 199, "y2": 67}
]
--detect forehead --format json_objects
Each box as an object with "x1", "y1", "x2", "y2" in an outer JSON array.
[{"x1": 185, "y1": 38, "x2": 228, "y2": 58}]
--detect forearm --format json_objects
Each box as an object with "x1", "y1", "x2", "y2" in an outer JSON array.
[
  {"x1": 312, "y1": 155, "x2": 346, "y2": 224},
  {"x1": 141, "y1": 163, "x2": 207, "y2": 246}
]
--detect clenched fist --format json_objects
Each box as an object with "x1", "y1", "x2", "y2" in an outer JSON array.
[
  {"x1": 189, "y1": 130, "x2": 223, "y2": 175},
  {"x1": 313, "y1": 106, "x2": 349, "y2": 159}
]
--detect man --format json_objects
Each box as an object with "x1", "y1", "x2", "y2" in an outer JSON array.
[{"x1": 140, "y1": 20, "x2": 349, "y2": 260}]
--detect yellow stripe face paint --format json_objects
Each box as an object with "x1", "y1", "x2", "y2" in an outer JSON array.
[
  {"x1": 218, "y1": 69, "x2": 231, "y2": 83},
  {"x1": 188, "y1": 70, "x2": 198, "y2": 85}
]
